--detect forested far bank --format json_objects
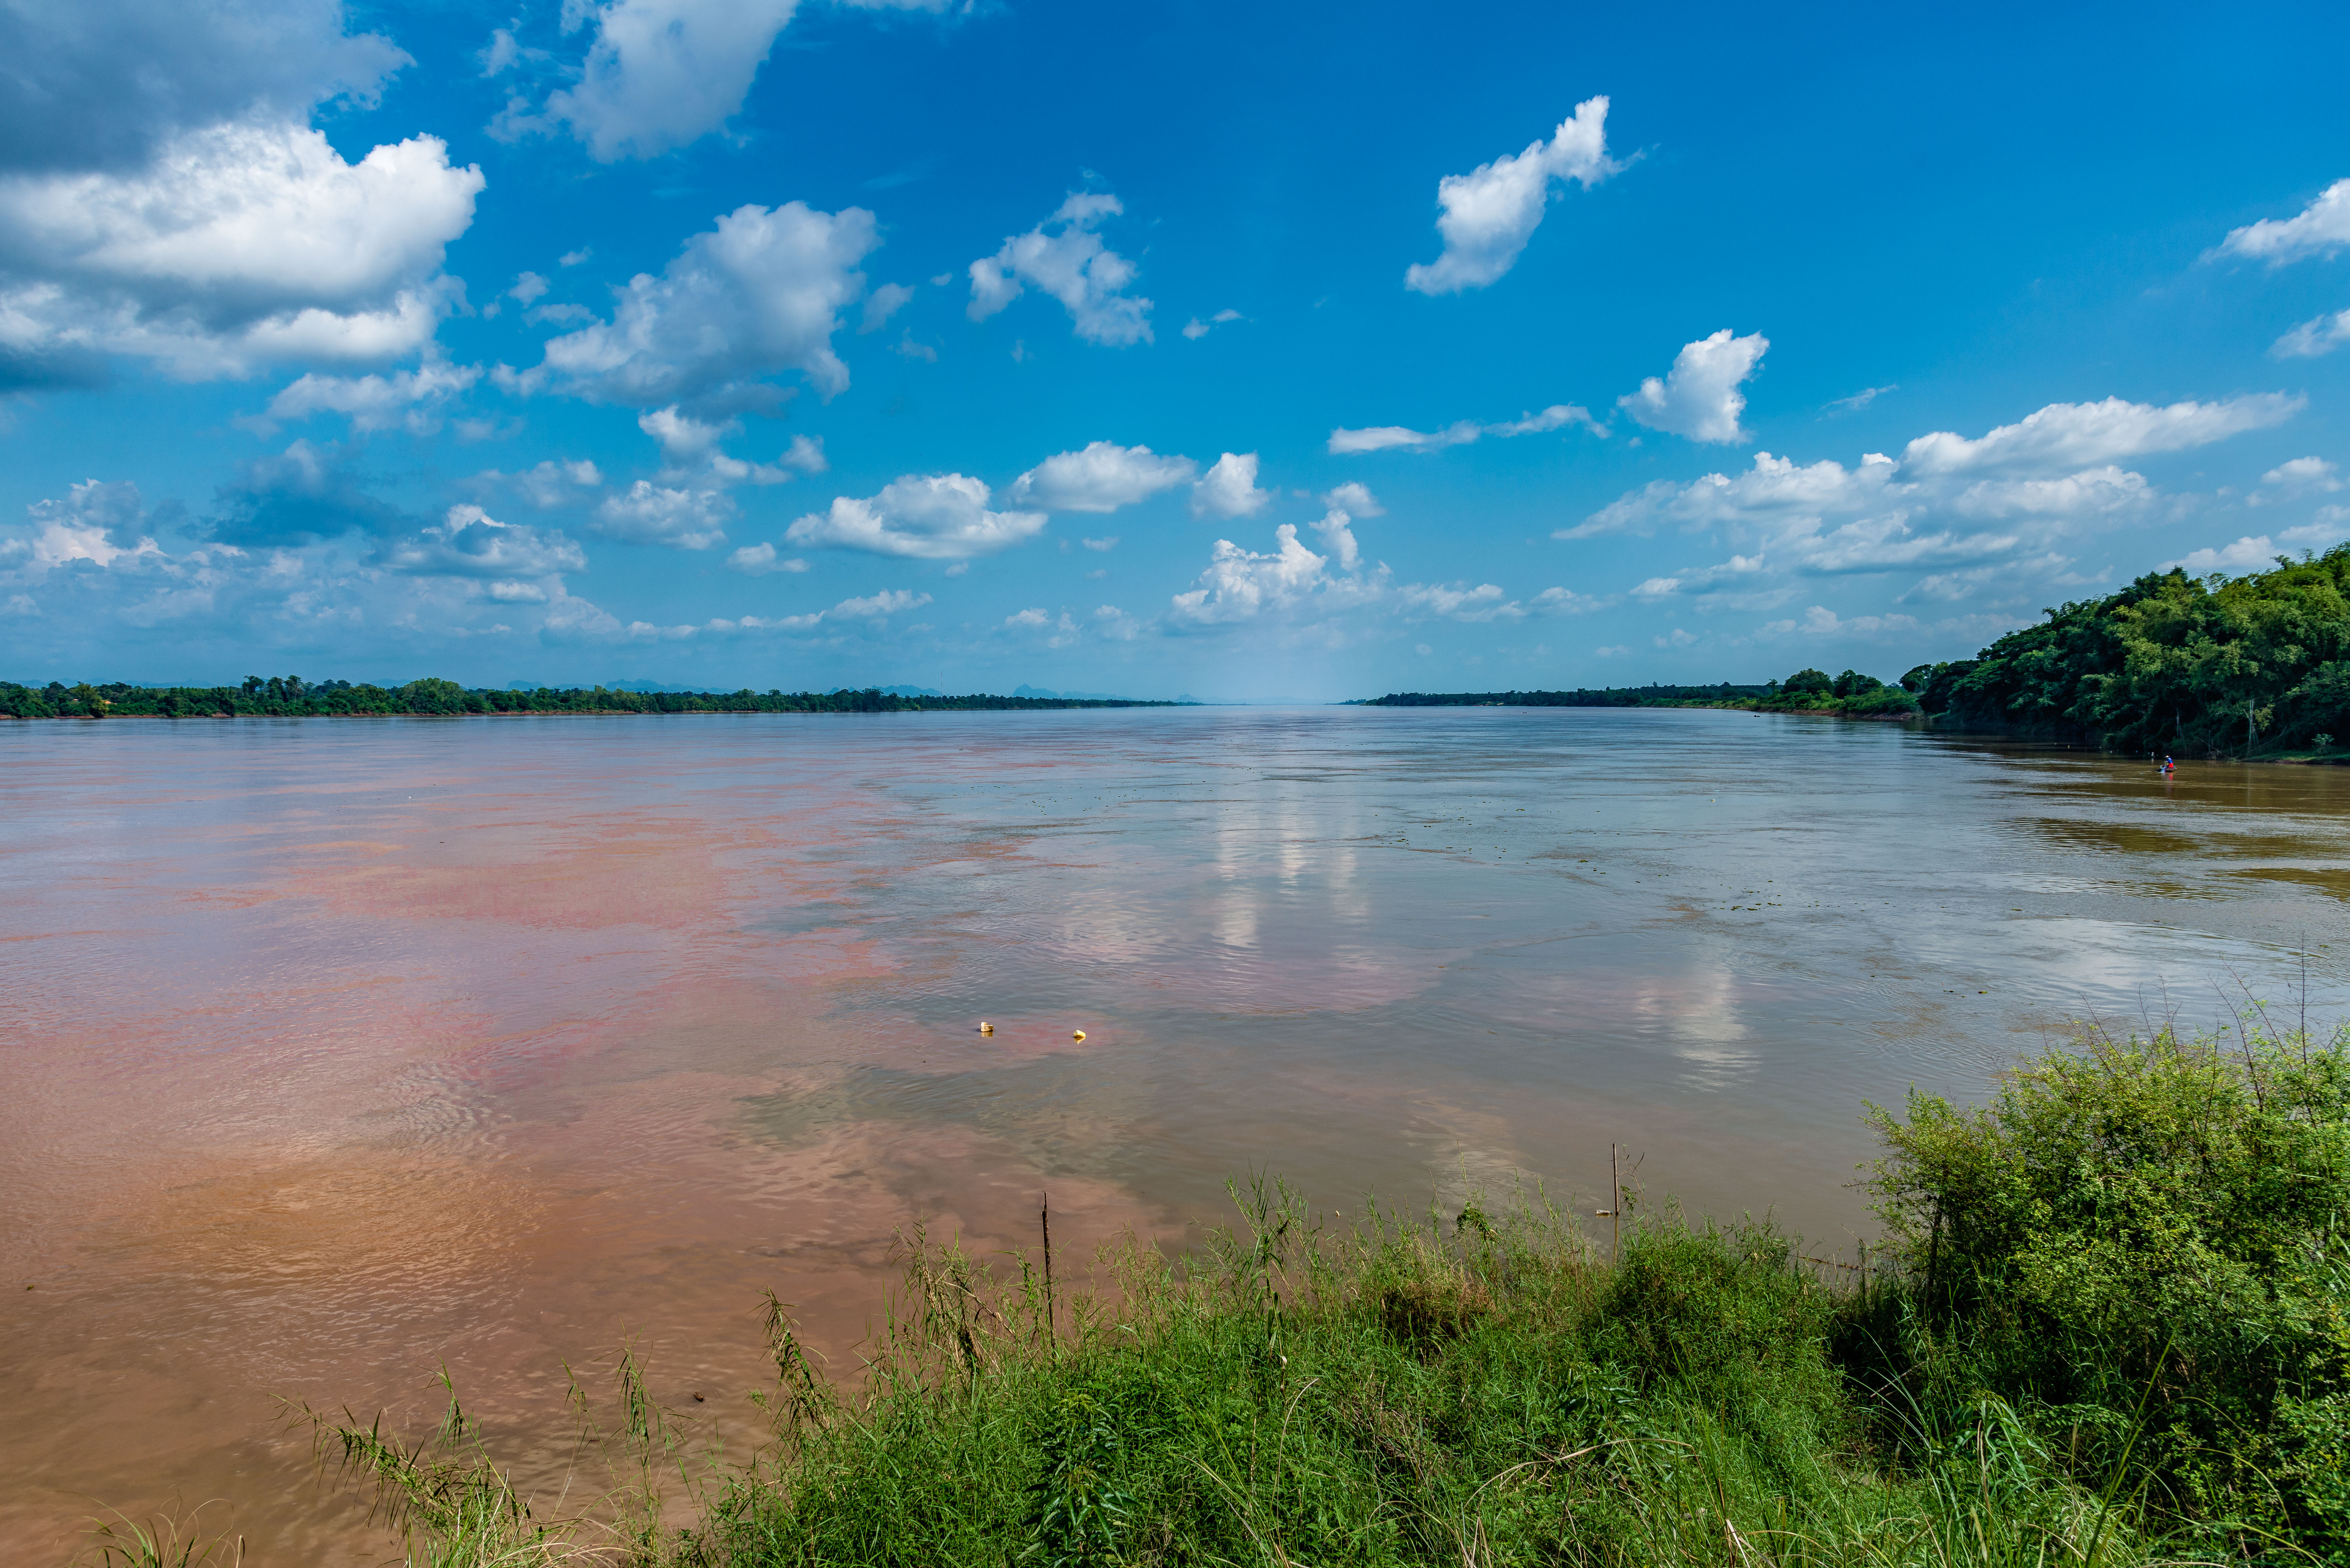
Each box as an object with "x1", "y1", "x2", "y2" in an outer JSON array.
[
  {"x1": 1372, "y1": 543, "x2": 2350, "y2": 757},
  {"x1": 0, "y1": 677, "x2": 1182, "y2": 719},
  {"x1": 1905, "y1": 542, "x2": 2350, "y2": 756},
  {"x1": 1362, "y1": 672, "x2": 1921, "y2": 719}
]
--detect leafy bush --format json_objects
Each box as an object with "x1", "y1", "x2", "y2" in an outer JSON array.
[{"x1": 1868, "y1": 1020, "x2": 2350, "y2": 1551}]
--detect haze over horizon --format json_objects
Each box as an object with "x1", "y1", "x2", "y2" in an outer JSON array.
[{"x1": 3, "y1": 0, "x2": 2347, "y2": 700}]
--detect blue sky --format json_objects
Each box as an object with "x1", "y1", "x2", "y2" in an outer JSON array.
[{"x1": 3, "y1": 0, "x2": 2348, "y2": 698}]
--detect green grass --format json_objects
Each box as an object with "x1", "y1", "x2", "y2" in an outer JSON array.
[{"x1": 131, "y1": 1019, "x2": 2350, "y2": 1568}]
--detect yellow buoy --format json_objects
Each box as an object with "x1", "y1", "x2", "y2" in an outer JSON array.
[
  {"x1": 979, "y1": 1021, "x2": 994, "y2": 1034},
  {"x1": 1072, "y1": 1029, "x2": 1086, "y2": 1041}
]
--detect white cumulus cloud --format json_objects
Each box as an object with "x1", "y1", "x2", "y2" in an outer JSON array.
[
  {"x1": 524, "y1": 201, "x2": 877, "y2": 409},
  {"x1": 380, "y1": 504, "x2": 586, "y2": 579},
  {"x1": 0, "y1": 0, "x2": 409, "y2": 178},
  {"x1": 523, "y1": 0, "x2": 799, "y2": 161},
  {"x1": 1404, "y1": 96, "x2": 1624, "y2": 295},
  {"x1": 2219, "y1": 179, "x2": 2350, "y2": 265},
  {"x1": 1008, "y1": 441, "x2": 1195, "y2": 512},
  {"x1": 1899, "y1": 393, "x2": 2301, "y2": 475},
  {"x1": 1169, "y1": 525, "x2": 1331, "y2": 625},
  {"x1": 1559, "y1": 390, "x2": 2307, "y2": 613},
  {"x1": 1329, "y1": 402, "x2": 1599, "y2": 454},
  {"x1": 591, "y1": 480, "x2": 735, "y2": 548},
  {"x1": 0, "y1": 122, "x2": 482, "y2": 382},
  {"x1": 725, "y1": 541, "x2": 807, "y2": 575},
  {"x1": 2273, "y1": 309, "x2": 2350, "y2": 359},
  {"x1": 260, "y1": 358, "x2": 480, "y2": 433},
  {"x1": 1188, "y1": 452, "x2": 1272, "y2": 519},
  {"x1": 1618, "y1": 330, "x2": 1768, "y2": 443},
  {"x1": 784, "y1": 473, "x2": 1046, "y2": 559},
  {"x1": 967, "y1": 193, "x2": 1152, "y2": 346}
]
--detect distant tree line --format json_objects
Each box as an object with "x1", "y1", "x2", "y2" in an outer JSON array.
[
  {"x1": 1363, "y1": 683, "x2": 1775, "y2": 707},
  {"x1": 0, "y1": 676, "x2": 1181, "y2": 720},
  {"x1": 1363, "y1": 676, "x2": 1920, "y2": 716}
]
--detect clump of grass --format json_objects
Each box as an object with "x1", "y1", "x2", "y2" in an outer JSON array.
[
  {"x1": 76, "y1": 1504, "x2": 242, "y2": 1568},
  {"x1": 678, "y1": 1178, "x2": 2189, "y2": 1568}
]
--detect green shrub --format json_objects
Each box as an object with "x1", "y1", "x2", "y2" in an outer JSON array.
[{"x1": 1868, "y1": 1021, "x2": 2350, "y2": 1551}]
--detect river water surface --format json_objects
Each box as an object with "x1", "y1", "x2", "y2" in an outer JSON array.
[{"x1": 5, "y1": 706, "x2": 2348, "y2": 1560}]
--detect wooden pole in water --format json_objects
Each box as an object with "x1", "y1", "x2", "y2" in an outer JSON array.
[
  {"x1": 1611, "y1": 1143, "x2": 1620, "y2": 1267},
  {"x1": 1040, "y1": 1190, "x2": 1055, "y2": 1347}
]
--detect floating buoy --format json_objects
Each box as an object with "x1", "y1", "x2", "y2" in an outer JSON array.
[
  {"x1": 1072, "y1": 1029, "x2": 1087, "y2": 1042},
  {"x1": 979, "y1": 1021, "x2": 994, "y2": 1034}
]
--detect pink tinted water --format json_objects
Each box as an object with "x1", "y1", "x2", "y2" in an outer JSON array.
[{"x1": 4, "y1": 706, "x2": 2348, "y2": 1561}]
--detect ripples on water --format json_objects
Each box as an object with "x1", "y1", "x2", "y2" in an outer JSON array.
[{"x1": 4, "y1": 706, "x2": 2347, "y2": 1560}]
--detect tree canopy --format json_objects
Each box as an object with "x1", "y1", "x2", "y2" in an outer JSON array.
[{"x1": 1907, "y1": 543, "x2": 2350, "y2": 755}]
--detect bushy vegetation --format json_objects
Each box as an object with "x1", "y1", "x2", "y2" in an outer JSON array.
[
  {"x1": 227, "y1": 1017, "x2": 2350, "y2": 1568},
  {"x1": 1759, "y1": 668, "x2": 1922, "y2": 718},
  {"x1": 1866, "y1": 1018, "x2": 2350, "y2": 1557},
  {"x1": 0, "y1": 676, "x2": 1176, "y2": 720},
  {"x1": 1902, "y1": 543, "x2": 2350, "y2": 757}
]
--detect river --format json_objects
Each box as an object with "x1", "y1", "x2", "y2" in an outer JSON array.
[{"x1": 4, "y1": 706, "x2": 2346, "y2": 1560}]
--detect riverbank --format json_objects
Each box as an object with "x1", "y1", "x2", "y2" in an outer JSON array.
[
  {"x1": 1, "y1": 678, "x2": 1181, "y2": 719},
  {"x1": 121, "y1": 1021, "x2": 2347, "y2": 1568}
]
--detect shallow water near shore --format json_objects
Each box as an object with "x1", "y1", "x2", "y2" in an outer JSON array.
[{"x1": 5, "y1": 704, "x2": 2348, "y2": 1562}]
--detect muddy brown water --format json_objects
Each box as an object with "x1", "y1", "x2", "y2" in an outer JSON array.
[{"x1": 5, "y1": 706, "x2": 2347, "y2": 1561}]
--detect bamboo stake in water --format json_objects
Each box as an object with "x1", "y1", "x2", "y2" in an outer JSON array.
[{"x1": 1040, "y1": 1190, "x2": 1055, "y2": 1347}]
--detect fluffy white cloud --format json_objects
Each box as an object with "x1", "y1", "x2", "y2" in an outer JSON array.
[
  {"x1": 0, "y1": 0, "x2": 408, "y2": 177},
  {"x1": 1561, "y1": 391, "x2": 2306, "y2": 612},
  {"x1": 259, "y1": 358, "x2": 480, "y2": 433},
  {"x1": 1322, "y1": 482, "x2": 1384, "y2": 517},
  {"x1": 380, "y1": 504, "x2": 586, "y2": 579},
  {"x1": 2220, "y1": 179, "x2": 2350, "y2": 265},
  {"x1": 1760, "y1": 606, "x2": 1922, "y2": 639},
  {"x1": 784, "y1": 473, "x2": 1046, "y2": 559},
  {"x1": 1531, "y1": 586, "x2": 1607, "y2": 615},
  {"x1": 1189, "y1": 452, "x2": 1272, "y2": 519},
  {"x1": 1309, "y1": 503, "x2": 1363, "y2": 571},
  {"x1": 1404, "y1": 97, "x2": 1624, "y2": 295},
  {"x1": 0, "y1": 122, "x2": 483, "y2": 382},
  {"x1": 1329, "y1": 402, "x2": 1599, "y2": 454},
  {"x1": 726, "y1": 541, "x2": 807, "y2": 575},
  {"x1": 525, "y1": 0, "x2": 798, "y2": 161},
  {"x1": 1008, "y1": 441, "x2": 1195, "y2": 512},
  {"x1": 2246, "y1": 457, "x2": 2344, "y2": 507},
  {"x1": 1618, "y1": 330, "x2": 1768, "y2": 443},
  {"x1": 506, "y1": 0, "x2": 951, "y2": 162},
  {"x1": 636, "y1": 405, "x2": 821, "y2": 484},
  {"x1": 829, "y1": 587, "x2": 930, "y2": 618},
  {"x1": 1330, "y1": 420, "x2": 1479, "y2": 454},
  {"x1": 8, "y1": 480, "x2": 163, "y2": 574},
  {"x1": 591, "y1": 480, "x2": 735, "y2": 548},
  {"x1": 467, "y1": 458, "x2": 605, "y2": 509},
  {"x1": 1163, "y1": 512, "x2": 1546, "y2": 633},
  {"x1": 967, "y1": 193, "x2": 1152, "y2": 346},
  {"x1": 526, "y1": 201, "x2": 878, "y2": 409},
  {"x1": 1899, "y1": 394, "x2": 2301, "y2": 475},
  {"x1": 1395, "y1": 582, "x2": 1518, "y2": 621},
  {"x1": 2274, "y1": 309, "x2": 2350, "y2": 359},
  {"x1": 1169, "y1": 525, "x2": 1332, "y2": 624},
  {"x1": 860, "y1": 281, "x2": 914, "y2": 332},
  {"x1": 1182, "y1": 308, "x2": 1243, "y2": 340}
]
